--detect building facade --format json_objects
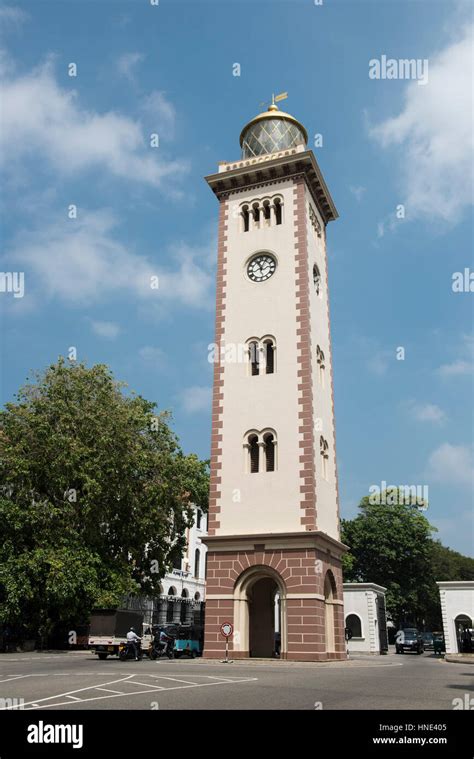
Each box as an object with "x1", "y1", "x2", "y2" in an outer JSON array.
[
  {"x1": 437, "y1": 581, "x2": 474, "y2": 654},
  {"x1": 343, "y1": 583, "x2": 389, "y2": 654},
  {"x1": 126, "y1": 506, "x2": 207, "y2": 628},
  {"x1": 202, "y1": 100, "x2": 347, "y2": 660}
]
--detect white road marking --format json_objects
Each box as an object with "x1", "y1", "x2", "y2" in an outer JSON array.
[
  {"x1": 65, "y1": 696, "x2": 82, "y2": 701},
  {"x1": 0, "y1": 674, "x2": 32, "y2": 684},
  {"x1": 125, "y1": 681, "x2": 165, "y2": 690},
  {"x1": 25, "y1": 677, "x2": 258, "y2": 709},
  {"x1": 145, "y1": 676, "x2": 203, "y2": 686},
  {"x1": 94, "y1": 688, "x2": 126, "y2": 695},
  {"x1": 0, "y1": 675, "x2": 135, "y2": 710}
]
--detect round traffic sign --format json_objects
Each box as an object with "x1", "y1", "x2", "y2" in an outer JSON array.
[{"x1": 220, "y1": 622, "x2": 233, "y2": 638}]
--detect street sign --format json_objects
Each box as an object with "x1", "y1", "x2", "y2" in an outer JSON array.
[{"x1": 220, "y1": 622, "x2": 233, "y2": 638}]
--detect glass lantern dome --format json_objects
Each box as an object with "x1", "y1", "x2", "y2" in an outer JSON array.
[{"x1": 240, "y1": 102, "x2": 308, "y2": 159}]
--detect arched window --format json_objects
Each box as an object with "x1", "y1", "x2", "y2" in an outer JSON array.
[
  {"x1": 180, "y1": 589, "x2": 189, "y2": 624},
  {"x1": 166, "y1": 587, "x2": 176, "y2": 623},
  {"x1": 252, "y1": 202, "x2": 260, "y2": 226},
  {"x1": 196, "y1": 509, "x2": 202, "y2": 529},
  {"x1": 242, "y1": 205, "x2": 250, "y2": 232},
  {"x1": 320, "y1": 436, "x2": 329, "y2": 480},
  {"x1": 194, "y1": 549, "x2": 200, "y2": 579},
  {"x1": 313, "y1": 264, "x2": 321, "y2": 296},
  {"x1": 194, "y1": 592, "x2": 201, "y2": 602},
  {"x1": 264, "y1": 339, "x2": 275, "y2": 374},
  {"x1": 274, "y1": 197, "x2": 282, "y2": 225},
  {"x1": 248, "y1": 340, "x2": 260, "y2": 376},
  {"x1": 263, "y1": 200, "x2": 271, "y2": 226},
  {"x1": 316, "y1": 345, "x2": 325, "y2": 387},
  {"x1": 346, "y1": 614, "x2": 362, "y2": 638},
  {"x1": 264, "y1": 432, "x2": 275, "y2": 472},
  {"x1": 248, "y1": 434, "x2": 259, "y2": 473}
]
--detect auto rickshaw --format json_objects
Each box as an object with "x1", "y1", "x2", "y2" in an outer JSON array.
[{"x1": 173, "y1": 623, "x2": 203, "y2": 658}]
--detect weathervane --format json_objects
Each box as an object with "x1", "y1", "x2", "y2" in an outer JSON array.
[{"x1": 259, "y1": 91, "x2": 288, "y2": 109}]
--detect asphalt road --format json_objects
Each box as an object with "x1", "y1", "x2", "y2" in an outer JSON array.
[{"x1": 0, "y1": 649, "x2": 472, "y2": 710}]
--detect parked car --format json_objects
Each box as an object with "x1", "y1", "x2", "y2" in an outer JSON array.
[
  {"x1": 421, "y1": 632, "x2": 434, "y2": 650},
  {"x1": 433, "y1": 632, "x2": 445, "y2": 656},
  {"x1": 395, "y1": 628, "x2": 424, "y2": 654}
]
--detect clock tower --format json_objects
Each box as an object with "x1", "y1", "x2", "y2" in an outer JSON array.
[{"x1": 202, "y1": 98, "x2": 347, "y2": 660}]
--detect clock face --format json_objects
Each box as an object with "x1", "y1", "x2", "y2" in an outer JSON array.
[{"x1": 247, "y1": 254, "x2": 276, "y2": 282}]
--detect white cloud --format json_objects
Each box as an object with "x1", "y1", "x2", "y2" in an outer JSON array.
[
  {"x1": 0, "y1": 6, "x2": 29, "y2": 25},
  {"x1": 138, "y1": 346, "x2": 169, "y2": 372},
  {"x1": 179, "y1": 386, "x2": 212, "y2": 413},
  {"x1": 367, "y1": 349, "x2": 391, "y2": 376},
  {"x1": 6, "y1": 209, "x2": 214, "y2": 309},
  {"x1": 91, "y1": 320, "x2": 121, "y2": 339},
  {"x1": 116, "y1": 52, "x2": 144, "y2": 82},
  {"x1": 405, "y1": 400, "x2": 446, "y2": 424},
  {"x1": 0, "y1": 55, "x2": 188, "y2": 187},
  {"x1": 438, "y1": 359, "x2": 472, "y2": 377},
  {"x1": 141, "y1": 91, "x2": 177, "y2": 138},
  {"x1": 426, "y1": 443, "x2": 474, "y2": 488},
  {"x1": 437, "y1": 333, "x2": 473, "y2": 377},
  {"x1": 369, "y1": 23, "x2": 473, "y2": 224}
]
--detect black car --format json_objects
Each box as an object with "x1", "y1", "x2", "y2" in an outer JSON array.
[
  {"x1": 421, "y1": 632, "x2": 434, "y2": 650},
  {"x1": 395, "y1": 628, "x2": 424, "y2": 654}
]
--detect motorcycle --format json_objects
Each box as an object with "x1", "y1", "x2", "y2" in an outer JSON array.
[
  {"x1": 148, "y1": 637, "x2": 174, "y2": 660},
  {"x1": 118, "y1": 640, "x2": 143, "y2": 661}
]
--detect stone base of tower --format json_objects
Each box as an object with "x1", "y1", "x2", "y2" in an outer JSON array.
[{"x1": 202, "y1": 532, "x2": 347, "y2": 662}]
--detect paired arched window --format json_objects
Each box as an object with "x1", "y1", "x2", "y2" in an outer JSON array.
[
  {"x1": 244, "y1": 429, "x2": 277, "y2": 473},
  {"x1": 316, "y1": 345, "x2": 325, "y2": 387},
  {"x1": 345, "y1": 614, "x2": 362, "y2": 638},
  {"x1": 320, "y1": 436, "x2": 329, "y2": 480},
  {"x1": 313, "y1": 264, "x2": 322, "y2": 296},
  {"x1": 246, "y1": 336, "x2": 276, "y2": 376},
  {"x1": 240, "y1": 195, "x2": 283, "y2": 232}
]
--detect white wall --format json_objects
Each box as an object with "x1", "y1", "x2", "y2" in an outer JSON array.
[
  {"x1": 343, "y1": 583, "x2": 387, "y2": 654},
  {"x1": 438, "y1": 582, "x2": 474, "y2": 654},
  {"x1": 214, "y1": 177, "x2": 340, "y2": 540}
]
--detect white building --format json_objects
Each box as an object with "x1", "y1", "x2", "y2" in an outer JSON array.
[
  {"x1": 126, "y1": 506, "x2": 208, "y2": 627},
  {"x1": 343, "y1": 583, "x2": 389, "y2": 654},
  {"x1": 437, "y1": 581, "x2": 474, "y2": 654},
  {"x1": 160, "y1": 506, "x2": 208, "y2": 625}
]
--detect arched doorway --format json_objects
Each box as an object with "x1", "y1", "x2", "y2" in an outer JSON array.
[
  {"x1": 324, "y1": 571, "x2": 337, "y2": 653},
  {"x1": 248, "y1": 577, "x2": 278, "y2": 657},
  {"x1": 455, "y1": 614, "x2": 473, "y2": 653},
  {"x1": 233, "y1": 566, "x2": 286, "y2": 658}
]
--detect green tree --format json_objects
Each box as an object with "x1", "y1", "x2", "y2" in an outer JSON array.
[
  {"x1": 0, "y1": 359, "x2": 209, "y2": 642},
  {"x1": 341, "y1": 489, "x2": 436, "y2": 628}
]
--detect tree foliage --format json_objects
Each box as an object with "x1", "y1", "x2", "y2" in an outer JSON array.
[{"x1": 0, "y1": 359, "x2": 209, "y2": 640}]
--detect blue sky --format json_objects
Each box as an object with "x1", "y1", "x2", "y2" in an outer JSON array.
[{"x1": 1, "y1": 0, "x2": 473, "y2": 555}]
